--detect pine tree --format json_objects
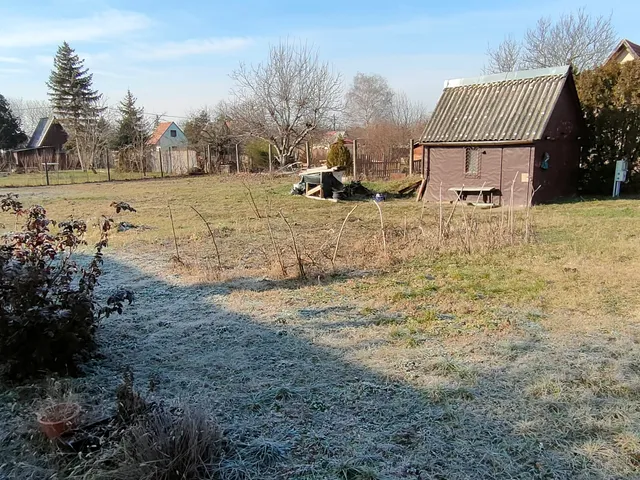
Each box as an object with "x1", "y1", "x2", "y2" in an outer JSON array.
[
  {"x1": 114, "y1": 90, "x2": 149, "y2": 172},
  {"x1": 114, "y1": 90, "x2": 149, "y2": 149},
  {"x1": 0, "y1": 94, "x2": 27, "y2": 150},
  {"x1": 47, "y1": 41, "x2": 104, "y2": 169}
]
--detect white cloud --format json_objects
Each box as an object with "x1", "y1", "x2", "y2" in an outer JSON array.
[
  {"x1": 0, "y1": 10, "x2": 152, "y2": 48},
  {"x1": 132, "y1": 37, "x2": 253, "y2": 60},
  {"x1": 0, "y1": 57, "x2": 25, "y2": 64}
]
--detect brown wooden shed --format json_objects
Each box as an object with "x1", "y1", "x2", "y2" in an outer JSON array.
[
  {"x1": 419, "y1": 66, "x2": 582, "y2": 206},
  {"x1": 12, "y1": 117, "x2": 69, "y2": 171}
]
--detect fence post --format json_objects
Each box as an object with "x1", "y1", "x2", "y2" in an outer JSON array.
[
  {"x1": 235, "y1": 143, "x2": 240, "y2": 173},
  {"x1": 353, "y1": 139, "x2": 358, "y2": 179},
  {"x1": 268, "y1": 144, "x2": 273, "y2": 173},
  {"x1": 158, "y1": 148, "x2": 164, "y2": 178},
  {"x1": 409, "y1": 139, "x2": 414, "y2": 176},
  {"x1": 106, "y1": 149, "x2": 111, "y2": 181},
  {"x1": 305, "y1": 141, "x2": 311, "y2": 169},
  {"x1": 44, "y1": 161, "x2": 50, "y2": 186}
]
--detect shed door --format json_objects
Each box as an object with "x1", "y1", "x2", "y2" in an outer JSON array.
[{"x1": 500, "y1": 147, "x2": 533, "y2": 206}]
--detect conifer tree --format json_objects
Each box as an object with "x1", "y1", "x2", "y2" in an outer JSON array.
[
  {"x1": 0, "y1": 94, "x2": 27, "y2": 150},
  {"x1": 114, "y1": 90, "x2": 149, "y2": 172},
  {"x1": 326, "y1": 135, "x2": 352, "y2": 169},
  {"x1": 114, "y1": 90, "x2": 149, "y2": 149},
  {"x1": 47, "y1": 41, "x2": 104, "y2": 169}
]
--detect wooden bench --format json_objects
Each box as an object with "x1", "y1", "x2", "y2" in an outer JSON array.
[{"x1": 449, "y1": 187, "x2": 498, "y2": 206}]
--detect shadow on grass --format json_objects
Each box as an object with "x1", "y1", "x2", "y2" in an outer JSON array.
[{"x1": 2, "y1": 254, "x2": 639, "y2": 479}]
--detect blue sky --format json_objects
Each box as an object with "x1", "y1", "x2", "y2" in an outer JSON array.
[{"x1": 0, "y1": 0, "x2": 637, "y2": 119}]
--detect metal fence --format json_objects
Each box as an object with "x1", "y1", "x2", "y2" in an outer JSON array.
[{"x1": 0, "y1": 143, "x2": 254, "y2": 188}]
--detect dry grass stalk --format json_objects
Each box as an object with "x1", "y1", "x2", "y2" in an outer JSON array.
[
  {"x1": 332, "y1": 204, "x2": 359, "y2": 268},
  {"x1": 265, "y1": 210, "x2": 286, "y2": 277},
  {"x1": 438, "y1": 182, "x2": 443, "y2": 244},
  {"x1": 509, "y1": 173, "x2": 518, "y2": 245},
  {"x1": 525, "y1": 185, "x2": 542, "y2": 243},
  {"x1": 243, "y1": 181, "x2": 262, "y2": 219},
  {"x1": 373, "y1": 200, "x2": 387, "y2": 257},
  {"x1": 279, "y1": 210, "x2": 305, "y2": 279},
  {"x1": 444, "y1": 185, "x2": 464, "y2": 235},
  {"x1": 190, "y1": 206, "x2": 222, "y2": 275},
  {"x1": 167, "y1": 204, "x2": 181, "y2": 263}
]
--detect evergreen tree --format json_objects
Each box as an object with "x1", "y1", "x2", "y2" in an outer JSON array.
[
  {"x1": 114, "y1": 89, "x2": 149, "y2": 149},
  {"x1": 326, "y1": 135, "x2": 352, "y2": 169},
  {"x1": 47, "y1": 41, "x2": 104, "y2": 169},
  {"x1": 0, "y1": 94, "x2": 27, "y2": 150}
]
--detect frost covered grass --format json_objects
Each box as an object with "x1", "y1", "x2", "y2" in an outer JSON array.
[{"x1": 1, "y1": 177, "x2": 640, "y2": 478}]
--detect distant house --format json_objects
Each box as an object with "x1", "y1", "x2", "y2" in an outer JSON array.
[
  {"x1": 148, "y1": 121, "x2": 188, "y2": 149},
  {"x1": 419, "y1": 65, "x2": 582, "y2": 206},
  {"x1": 605, "y1": 39, "x2": 640, "y2": 65},
  {"x1": 12, "y1": 117, "x2": 69, "y2": 171},
  {"x1": 147, "y1": 121, "x2": 196, "y2": 174}
]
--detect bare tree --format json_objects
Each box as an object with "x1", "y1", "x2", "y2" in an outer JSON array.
[
  {"x1": 6, "y1": 98, "x2": 53, "y2": 137},
  {"x1": 390, "y1": 91, "x2": 429, "y2": 138},
  {"x1": 485, "y1": 9, "x2": 617, "y2": 74},
  {"x1": 226, "y1": 41, "x2": 342, "y2": 165},
  {"x1": 484, "y1": 35, "x2": 521, "y2": 74},
  {"x1": 345, "y1": 73, "x2": 394, "y2": 127}
]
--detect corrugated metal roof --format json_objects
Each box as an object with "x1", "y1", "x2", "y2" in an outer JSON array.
[
  {"x1": 421, "y1": 66, "x2": 571, "y2": 144},
  {"x1": 27, "y1": 117, "x2": 53, "y2": 148}
]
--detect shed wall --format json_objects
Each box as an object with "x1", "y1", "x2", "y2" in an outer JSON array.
[{"x1": 424, "y1": 146, "x2": 532, "y2": 206}]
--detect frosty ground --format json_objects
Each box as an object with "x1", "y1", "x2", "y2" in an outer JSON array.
[{"x1": 2, "y1": 175, "x2": 640, "y2": 479}]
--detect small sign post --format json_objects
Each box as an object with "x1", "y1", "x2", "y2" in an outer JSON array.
[{"x1": 613, "y1": 159, "x2": 628, "y2": 198}]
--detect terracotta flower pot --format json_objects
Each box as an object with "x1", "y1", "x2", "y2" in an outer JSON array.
[{"x1": 37, "y1": 402, "x2": 81, "y2": 439}]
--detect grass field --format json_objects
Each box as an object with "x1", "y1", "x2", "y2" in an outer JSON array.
[{"x1": 1, "y1": 175, "x2": 640, "y2": 479}]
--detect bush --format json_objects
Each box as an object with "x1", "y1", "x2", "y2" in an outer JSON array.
[
  {"x1": 0, "y1": 194, "x2": 121, "y2": 380},
  {"x1": 326, "y1": 135, "x2": 352, "y2": 169},
  {"x1": 116, "y1": 407, "x2": 226, "y2": 480}
]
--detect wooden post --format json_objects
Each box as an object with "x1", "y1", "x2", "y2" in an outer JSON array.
[
  {"x1": 106, "y1": 149, "x2": 111, "y2": 181},
  {"x1": 409, "y1": 139, "x2": 414, "y2": 176},
  {"x1": 353, "y1": 139, "x2": 358, "y2": 179},
  {"x1": 206, "y1": 144, "x2": 211, "y2": 173},
  {"x1": 158, "y1": 148, "x2": 164, "y2": 178},
  {"x1": 305, "y1": 141, "x2": 311, "y2": 169},
  {"x1": 235, "y1": 143, "x2": 240, "y2": 173},
  {"x1": 44, "y1": 161, "x2": 50, "y2": 186},
  {"x1": 268, "y1": 144, "x2": 273, "y2": 173},
  {"x1": 168, "y1": 146, "x2": 172, "y2": 175}
]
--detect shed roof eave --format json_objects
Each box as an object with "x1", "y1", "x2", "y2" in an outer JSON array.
[{"x1": 419, "y1": 140, "x2": 535, "y2": 147}]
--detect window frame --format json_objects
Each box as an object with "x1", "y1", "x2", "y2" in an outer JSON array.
[
  {"x1": 170, "y1": 129, "x2": 177, "y2": 138},
  {"x1": 464, "y1": 147, "x2": 481, "y2": 178}
]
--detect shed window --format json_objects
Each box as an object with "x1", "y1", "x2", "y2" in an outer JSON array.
[
  {"x1": 170, "y1": 129, "x2": 177, "y2": 137},
  {"x1": 464, "y1": 147, "x2": 481, "y2": 176}
]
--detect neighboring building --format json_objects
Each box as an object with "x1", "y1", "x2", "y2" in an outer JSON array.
[
  {"x1": 12, "y1": 117, "x2": 69, "y2": 171},
  {"x1": 605, "y1": 39, "x2": 640, "y2": 65},
  {"x1": 419, "y1": 66, "x2": 582, "y2": 206},
  {"x1": 147, "y1": 121, "x2": 188, "y2": 149},
  {"x1": 147, "y1": 121, "x2": 196, "y2": 174}
]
